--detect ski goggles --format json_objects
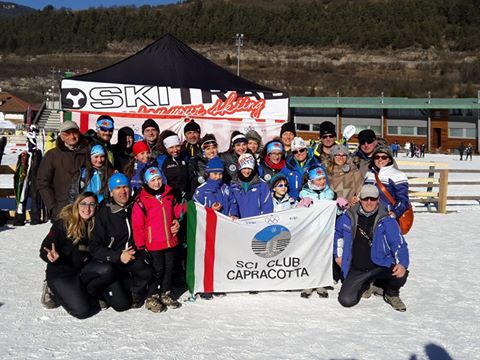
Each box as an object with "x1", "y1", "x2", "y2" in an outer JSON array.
[{"x1": 98, "y1": 126, "x2": 113, "y2": 133}]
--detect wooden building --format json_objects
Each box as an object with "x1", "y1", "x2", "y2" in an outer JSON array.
[
  {"x1": 289, "y1": 96, "x2": 480, "y2": 153},
  {"x1": 0, "y1": 90, "x2": 33, "y2": 129}
]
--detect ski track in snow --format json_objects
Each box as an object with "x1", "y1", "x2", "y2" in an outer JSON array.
[{"x1": 0, "y1": 153, "x2": 479, "y2": 359}]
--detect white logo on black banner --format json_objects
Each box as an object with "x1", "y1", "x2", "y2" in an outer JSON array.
[
  {"x1": 62, "y1": 89, "x2": 87, "y2": 109},
  {"x1": 252, "y1": 225, "x2": 291, "y2": 258}
]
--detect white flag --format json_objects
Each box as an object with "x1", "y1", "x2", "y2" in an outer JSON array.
[{"x1": 186, "y1": 200, "x2": 337, "y2": 293}]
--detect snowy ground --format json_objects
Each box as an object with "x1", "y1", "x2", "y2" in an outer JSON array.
[{"x1": 0, "y1": 150, "x2": 479, "y2": 359}]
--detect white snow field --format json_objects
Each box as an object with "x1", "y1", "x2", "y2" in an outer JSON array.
[{"x1": 0, "y1": 152, "x2": 479, "y2": 359}]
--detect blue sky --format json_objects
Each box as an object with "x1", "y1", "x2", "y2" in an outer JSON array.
[{"x1": 12, "y1": 1, "x2": 176, "y2": 10}]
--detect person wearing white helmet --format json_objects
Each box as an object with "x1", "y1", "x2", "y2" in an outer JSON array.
[
  {"x1": 280, "y1": 136, "x2": 320, "y2": 200},
  {"x1": 229, "y1": 153, "x2": 273, "y2": 219}
]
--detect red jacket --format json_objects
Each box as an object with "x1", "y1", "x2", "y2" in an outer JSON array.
[{"x1": 132, "y1": 185, "x2": 181, "y2": 251}]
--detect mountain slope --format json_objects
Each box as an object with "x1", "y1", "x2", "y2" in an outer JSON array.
[{"x1": 0, "y1": 1, "x2": 35, "y2": 18}]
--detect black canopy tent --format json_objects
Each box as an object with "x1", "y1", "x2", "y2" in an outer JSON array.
[
  {"x1": 67, "y1": 33, "x2": 277, "y2": 92},
  {"x1": 60, "y1": 33, "x2": 289, "y2": 149}
]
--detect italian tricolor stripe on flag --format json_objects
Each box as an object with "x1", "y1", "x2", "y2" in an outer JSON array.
[
  {"x1": 186, "y1": 200, "x2": 337, "y2": 295},
  {"x1": 186, "y1": 201, "x2": 218, "y2": 294}
]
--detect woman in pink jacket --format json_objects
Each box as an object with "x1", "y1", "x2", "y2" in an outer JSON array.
[{"x1": 132, "y1": 166, "x2": 182, "y2": 312}]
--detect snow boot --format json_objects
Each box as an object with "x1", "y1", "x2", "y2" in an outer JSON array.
[
  {"x1": 300, "y1": 288, "x2": 314, "y2": 298},
  {"x1": 363, "y1": 283, "x2": 384, "y2": 298},
  {"x1": 131, "y1": 292, "x2": 144, "y2": 309},
  {"x1": 41, "y1": 281, "x2": 59, "y2": 309},
  {"x1": 316, "y1": 287, "x2": 329, "y2": 298},
  {"x1": 384, "y1": 294, "x2": 407, "y2": 312},
  {"x1": 199, "y1": 293, "x2": 213, "y2": 300},
  {"x1": 145, "y1": 294, "x2": 167, "y2": 313},
  {"x1": 13, "y1": 213, "x2": 25, "y2": 226},
  {"x1": 99, "y1": 299, "x2": 109, "y2": 310},
  {"x1": 160, "y1": 291, "x2": 182, "y2": 309}
]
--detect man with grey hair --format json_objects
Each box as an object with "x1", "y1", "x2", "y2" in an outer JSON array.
[
  {"x1": 334, "y1": 184, "x2": 410, "y2": 311},
  {"x1": 37, "y1": 121, "x2": 89, "y2": 219}
]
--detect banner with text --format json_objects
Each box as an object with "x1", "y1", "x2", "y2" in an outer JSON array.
[
  {"x1": 61, "y1": 80, "x2": 288, "y2": 121},
  {"x1": 61, "y1": 79, "x2": 289, "y2": 150},
  {"x1": 186, "y1": 201, "x2": 336, "y2": 294}
]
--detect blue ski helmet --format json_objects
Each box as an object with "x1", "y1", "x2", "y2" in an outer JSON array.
[{"x1": 108, "y1": 173, "x2": 130, "y2": 192}]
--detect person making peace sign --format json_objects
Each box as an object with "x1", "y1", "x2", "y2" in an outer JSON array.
[{"x1": 40, "y1": 192, "x2": 100, "y2": 319}]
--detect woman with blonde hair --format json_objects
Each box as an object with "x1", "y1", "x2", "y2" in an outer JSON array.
[{"x1": 40, "y1": 192, "x2": 100, "y2": 319}]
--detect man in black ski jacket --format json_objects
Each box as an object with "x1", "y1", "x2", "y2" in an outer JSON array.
[{"x1": 87, "y1": 173, "x2": 153, "y2": 312}]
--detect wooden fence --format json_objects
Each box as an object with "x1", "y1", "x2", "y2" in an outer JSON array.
[{"x1": 398, "y1": 160, "x2": 480, "y2": 214}]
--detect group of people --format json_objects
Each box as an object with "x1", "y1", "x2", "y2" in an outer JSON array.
[
  {"x1": 404, "y1": 142, "x2": 426, "y2": 158},
  {"x1": 457, "y1": 143, "x2": 473, "y2": 161},
  {"x1": 37, "y1": 116, "x2": 411, "y2": 319}
]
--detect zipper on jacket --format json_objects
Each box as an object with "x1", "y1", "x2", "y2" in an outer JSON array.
[
  {"x1": 148, "y1": 226, "x2": 152, "y2": 245},
  {"x1": 125, "y1": 215, "x2": 132, "y2": 249},
  {"x1": 108, "y1": 236, "x2": 115, "y2": 248},
  {"x1": 159, "y1": 199, "x2": 171, "y2": 248}
]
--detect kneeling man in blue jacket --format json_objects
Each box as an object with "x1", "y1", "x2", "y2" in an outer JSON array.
[{"x1": 334, "y1": 184, "x2": 409, "y2": 311}]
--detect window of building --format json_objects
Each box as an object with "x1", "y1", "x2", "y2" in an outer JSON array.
[
  {"x1": 449, "y1": 128, "x2": 477, "y2": 138},
  {"x1": 388, "y1": 126, "x2": 399, "y2": 135},
  {"x1": 388, "y1": 126, "x2": 426, "y2": 136},
  {"x1": 401, "y1": 126, "x2": 415, "y2": 135},
  {"x1": 449, "y1": 128, "x2": 464, "y2": 138},
  {"x1": 466, "y1": 128, "x2": 477, "y2": 138},
  {"x1": 296, "y1": 123, "x2": 311, "y2": 131},
  {"x1": 417, "y1": 127, "x2": 428, "y2": 136}
]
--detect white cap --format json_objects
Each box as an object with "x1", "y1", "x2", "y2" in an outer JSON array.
[
  {"x1": 291, "y1": 137, "x2": 307, "y2": 152},
  {"x1": 237, "y1": 153, "x2": 255, "y2": 170},
  {"x1": 359, "y1": 184, "x2": 379, "y2": 199}
]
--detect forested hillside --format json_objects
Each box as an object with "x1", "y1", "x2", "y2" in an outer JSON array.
[
  {"x1": 0, "y1": 0, "x2": 479, "y2": 54},
  {"x1": 0, "y1": 1, "x2": 34, "y2": 18},
  {"x1": 1, "y1": 0, "x2": 479, "y2": 103}
]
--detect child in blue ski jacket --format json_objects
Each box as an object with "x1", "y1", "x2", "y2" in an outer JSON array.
[
  {"x1": 69, "y1": 144, "x2": 113, "y2": 204},
  {"x1": 298, "y1": 165, "x2": 336, "y2": 299},
  {"x1": 193, "y1": 157, "x2": 230, "y2": 216},
  {"x1": 298, "y1": 166, "x2": 335, "y2": 203},
  {"x1": 229, "y1": 153, "x2": 273, "y2": 218}
]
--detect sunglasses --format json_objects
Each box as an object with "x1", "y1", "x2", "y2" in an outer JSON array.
[
  {"x1": 99, "y1": 127, "x2": 113, "y2": 133},
  {"x1": 334, "y1": 154, "x2": 348, "y2": 157},
  {"x1": 360, "y1": 197, "x2": 378, "y2": 202},
  {"x1": 322, "y1": 134, "x2": 335, "y2": 139},
  {"x1": 275, "y1": 183, "x2": 288, "y2": 188},
  {"x1": 360, "y1": 138, "x2": 375, "y2": 145},
  {"x1": 79, "y1": 202, "x2": 97, "y2": 208},
  {"x1": 374, "y1": 155, "x2": 390, "y2": 161},
  {"x1": 292, "y1": 148, "x2": 307, "y2": 155}
]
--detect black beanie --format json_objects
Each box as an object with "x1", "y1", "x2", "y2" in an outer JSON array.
[
  {"x1": 280, "y1": 122, "x2": 296, "y2": 136},
  {"x1": 358, "y1": 129, "x2": 377, "y2": 144},
  {"x1": 200, "y1": 133, "x2": 217, "y2": 148},
  {"x1": 184, "y1": 119, "x2": 201, "y2": 134},
  {"x1": 142, "y1": 119, "x2": 159, "y2": 133},
  {"x1": 319, "y1": 121, "x2": 336, "y2": 137}
]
